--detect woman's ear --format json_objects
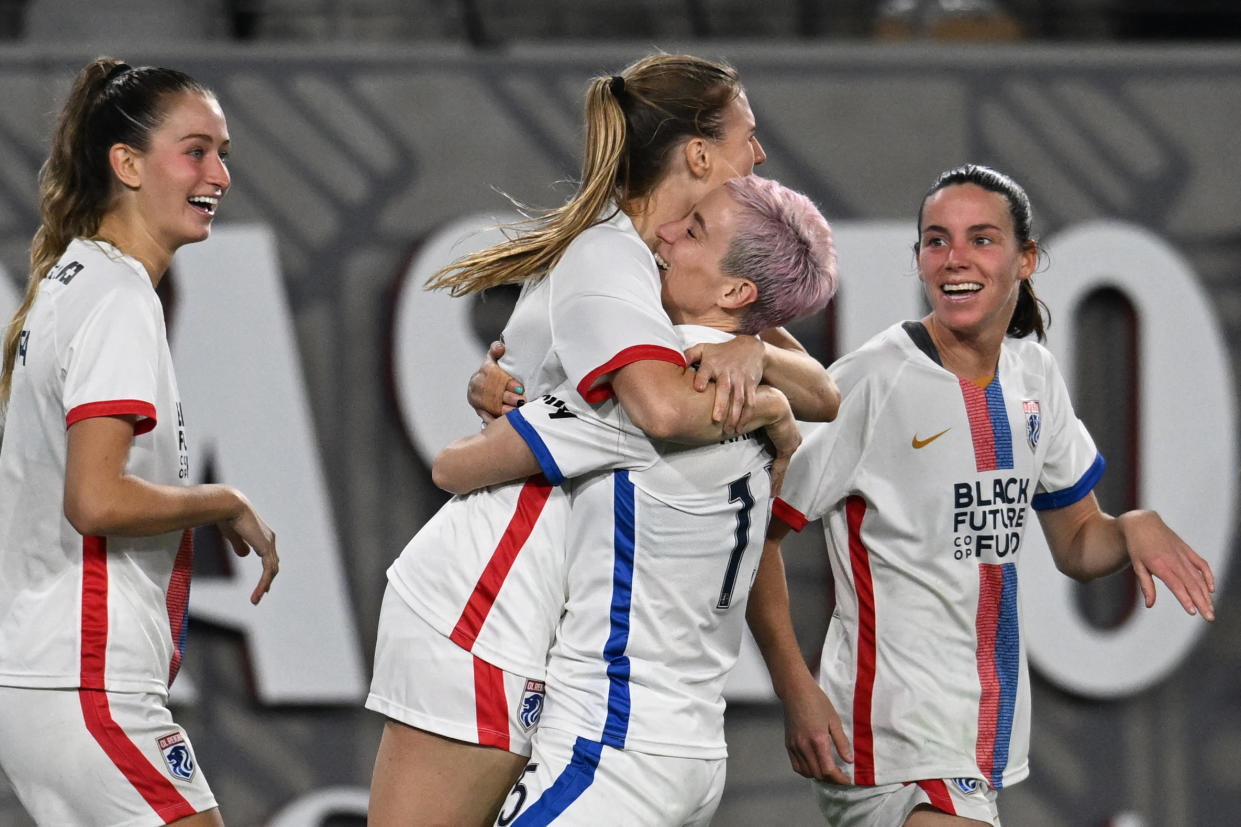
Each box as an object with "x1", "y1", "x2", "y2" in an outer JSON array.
[
  {"x1": 721, "y1": 278, "x2": 758, "y2": 310},
  {"x1": 108, "y1": 143, "x2": 142, "y2": 190},
  {"x1": 682, "y1": 136, "x2": 712, "y2": 180}
]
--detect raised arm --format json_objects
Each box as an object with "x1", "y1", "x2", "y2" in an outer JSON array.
[
  {"x1": 432, "y1": 414, "x2": 541, "y2": 495},
  {"x1": 1037, "y1": 491, "x2": 1215, "y2": 621},
  {"x1": 64, "y1": 415, "x2": 278, "y2": 604},
  {"x1": 682, "y1": 327, "x2": 839, "y2": 427},
  {"x1": 747, "y1": 519, "x2": 852, "y2": 783}
]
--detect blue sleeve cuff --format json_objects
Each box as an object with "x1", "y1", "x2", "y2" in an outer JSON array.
[
  {"x1": 1032, "y1": 452, "x2": 1105, "y2": 511},
  {"x1": 505, "y1": 408, "x2": 565, "y2": 486}
]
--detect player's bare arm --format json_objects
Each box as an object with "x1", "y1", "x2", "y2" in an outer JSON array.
[{"x1": 1037, "y1": 492, "x2": 1215, "y2": 620}]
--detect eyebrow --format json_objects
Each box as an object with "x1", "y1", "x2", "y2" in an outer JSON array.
[
  {"x1": 921, "y1": 222, "x2": 1003, "y2": 235},
  {"x1": 179, "y1": 133, "x2": 229, "y2": 144},
  {"x1": 691, "y1": 209, "x2": 708, "y2": 237}
]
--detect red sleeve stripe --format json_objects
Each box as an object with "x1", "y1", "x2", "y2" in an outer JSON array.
[
  {"x1": 66, "y1": 400, "x2": 158, "y2": 435},
  {"x1": 771, "y1": 497, "x2": 808, "y2": 532},
  {"x1": 575, "y1": 345, "x2": 687, "y2": 404}
]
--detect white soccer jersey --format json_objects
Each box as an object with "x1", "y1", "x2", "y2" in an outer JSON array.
[
  {"x1": 510, "y1": 326, "x2": 775, "y2": 760},
  {"x1": 387, "y1": 207, "x2": 686, "y2": 678},
  {"x1": 0, "y1": 239, "x2": 193, "y2": 695},
  {"x1": 773, "y1": 321, "x2": 1103, "y2": 789}
]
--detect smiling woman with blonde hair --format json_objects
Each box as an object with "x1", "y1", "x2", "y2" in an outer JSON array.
[{"x1": 0, "y1": 56, "x2": 278, "y2": 827}]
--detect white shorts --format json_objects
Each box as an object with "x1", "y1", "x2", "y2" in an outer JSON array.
[
  {"x1": 814, "y1": 776, "x2": 1001, "y2": 827},
  {"x1": 496, "y1": 727, "x2": 726, "y2": 827},
  {"x1": 0, "y1": 685, "x2": 216, "y2": 827},
  {"x1": 366, "y1": 583, "x2": 545, "y2": 756}
]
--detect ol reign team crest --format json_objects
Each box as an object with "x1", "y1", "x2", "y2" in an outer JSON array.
[
  {"x1": 157, "y1": 731, "x2": 196, "y2": 781},
  {"x1": 1023, "y1": 400, "x2": 1041, "y2": 450},
  {"x1": 518, "y1": 679, "x2": 545, "y2": 731}
]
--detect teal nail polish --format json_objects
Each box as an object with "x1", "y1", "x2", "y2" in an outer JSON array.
[{"x1": 514, "y1": 385, "x2": 525, "y2": 395}]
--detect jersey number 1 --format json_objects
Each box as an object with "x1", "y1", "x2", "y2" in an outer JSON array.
[{"x1": 717, "y1": 474, "x2": 754, "y2": 610}]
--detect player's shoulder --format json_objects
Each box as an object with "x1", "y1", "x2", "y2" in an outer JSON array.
[
  {"x1": 560, "y1": 209, "x2": 648, "y2": 264},
  {"x1": 1002, "y1": 334, "x2": 1059, "y2": 375},
  {"x1": 46, "y1": 239, "x2": 150, "y2": 300},
  {"x1": 832, "y1": 322, "x2": 919, "y2": 386}
]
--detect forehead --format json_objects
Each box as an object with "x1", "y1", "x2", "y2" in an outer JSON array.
[
  {"x1": 156, "y1": 92, "x2": 228, "y2": 139},
  {"x1": 921, "y1": 183, "x2": 1012, "y2": 230},
  {"x1": 698, "y1": 185, "x2": 739, "y2": 226},
  {"x1": 720, "y1": 89, "x2": 756, "y2": 133}
]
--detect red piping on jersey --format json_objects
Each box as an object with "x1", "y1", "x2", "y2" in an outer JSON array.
[
  {"x1": 771, "y1": 497, "x2": 808, "y2": 532},
  {"x1": 473, "y1": 656, "x2": 510, "y2": 750},
  {"x1": 846, "y1": 495, "x2": 878, "y2": 785},
  {"x1": 576, "y1": 345, "x2": 686, "y2": 404},
  {"x1": 166, "y1": 530, "x2": 193, "y2": 686},
  {"x1": 78, "y1": 535, "x2": 196, "y2": 821},
  {"x1": 915, "y1": 779, "x2": 958, "y2": 814},
  {"x1": 78, "y1": 689, "x2": 196, "y2": 821},
  {"x1": 450, "y1": 475, "x2": 555, "y2": 650},
  {"x1": 975, "y1": 564, "x2": 1004, "y2": 780},
  {"x1": 67, "y1": 399, "x2": 157, "y2": 436},
  {"x1": 959, "y1": 380, "x2": 997, "y2": 472},
  {"x1": 80, "y1": 536, "x2": 110, "y2": 689}
]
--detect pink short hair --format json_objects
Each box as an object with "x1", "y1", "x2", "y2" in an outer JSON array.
[{"x1": 721, "y1": 175, "x2": 838, "y2": 334}]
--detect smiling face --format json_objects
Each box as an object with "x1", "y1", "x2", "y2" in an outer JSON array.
[
  {"x1": 130, "y1": 91, "x2": 231, "y2": 252},
  {"x1": 653, "y1": 184, "x2": 744, "y2": 327},
  {"x1": 916, "y1": 183, "x2": 1037, "y2": 341}
]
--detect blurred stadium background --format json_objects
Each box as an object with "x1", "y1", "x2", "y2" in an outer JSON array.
[{"x1": 0, "y1": 1, "x2": 1239, "y2": 825}]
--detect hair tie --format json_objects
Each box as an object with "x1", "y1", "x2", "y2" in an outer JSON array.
[
  {"x1": 609, "y1": 75, "x2": 626, "y2": 97},
  {"x1": 104, "y1": 62, "x2": 132, "y2": 84}
]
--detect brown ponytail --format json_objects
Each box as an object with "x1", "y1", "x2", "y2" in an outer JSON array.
[
  {"x1": 1, "y1": 56, "x2": 211, "y2": 409},
  {"x1": 426, "y1": 53, "x2": 741, "y2": 297}
]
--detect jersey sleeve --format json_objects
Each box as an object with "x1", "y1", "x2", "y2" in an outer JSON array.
[
  {"x1": 506, "y1": 388, "x2": 657, "y2": 485},
  {"x1": 1030, "y1": 348, "x2": 1105, "y2": 511},
  {"x1": 549, "y1": 228, "x2": 685, "y2": 403},
  {"x1": 773, "y1": 354, "x2": 879, "y2": 530},
  {"x1": 62, "y1": 287, "x2": 161, "y2": 434}
]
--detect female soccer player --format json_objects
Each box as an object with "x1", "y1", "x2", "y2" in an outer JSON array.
[
  {"x1": 367, "y1": 54, "x2": 837, "y2": 826},
  {"x1": 0, "y1": 57, "x2": 278, "y2": 827},
  {"x1": 750, "y1": 163, "x2": 1215, "y2": 826}
]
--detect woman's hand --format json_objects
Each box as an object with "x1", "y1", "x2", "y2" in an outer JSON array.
[
  {"x1": 782, "y1": 675, "x2": 853, "y2": 784},
  {"x1": 684, "y1": 335, "x2": 764, "y2": 433},
  {"x1": 467, "y1": 341, "x2": 526, "y2": 423},
  {"x1": 759, "y1": 389, "x2": 800, "y2": 496},
  {"x1": 1119, "y1": 510, "x2": 1216, "y2": 621},
  {"x1": 219, "y1": 491, "x2": 279, "y2": 605}
]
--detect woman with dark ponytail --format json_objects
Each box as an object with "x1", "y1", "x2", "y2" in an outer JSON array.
[
  {"x1": 751, "y1": 163, "x2": 1215, "y2": 826},
  {"x1": 0, "y1": 57, "x2": 278, "y2": 827}
]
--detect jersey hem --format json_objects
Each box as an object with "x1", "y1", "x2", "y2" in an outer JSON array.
[
  {"x1": 538, "y1": 722, "x2": 728, "y2": 760},
  {"x1": 384, "y1": 574, "x2": 548, "y2": 679}
]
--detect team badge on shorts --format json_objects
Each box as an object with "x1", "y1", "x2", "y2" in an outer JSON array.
[
  {"x1": 951, "y1": 777, "x2": 981, "y2": 795},
  {"x1": 518, "y1": 679, "x2": 545, "y2": 731},
  {"x1": 157, "y1": 732, "x2": 196, "y2": 781},
  {"x1": 1023, "y1": 400, "x2": 1041, "y2": 450}
]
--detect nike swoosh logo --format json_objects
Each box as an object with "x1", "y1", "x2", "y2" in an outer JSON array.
[{"x1": 912, "y1": 428, "x2": 951, "y2": 449}]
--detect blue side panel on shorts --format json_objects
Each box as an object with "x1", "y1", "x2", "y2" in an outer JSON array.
[
  {"x1": 990, "y1": 564, "x2": 1020, "y2": 789},
  {"x1": 513, "y1": 737, "x2": 604, "y2": 825},
  {"x1": 602, "y1": 469, "x2": 635, "y2": 749}
]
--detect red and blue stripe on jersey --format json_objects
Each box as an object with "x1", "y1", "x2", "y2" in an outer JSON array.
[{"x1": 960, "y1": 375, "x2": 1020, "y2": 789}]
